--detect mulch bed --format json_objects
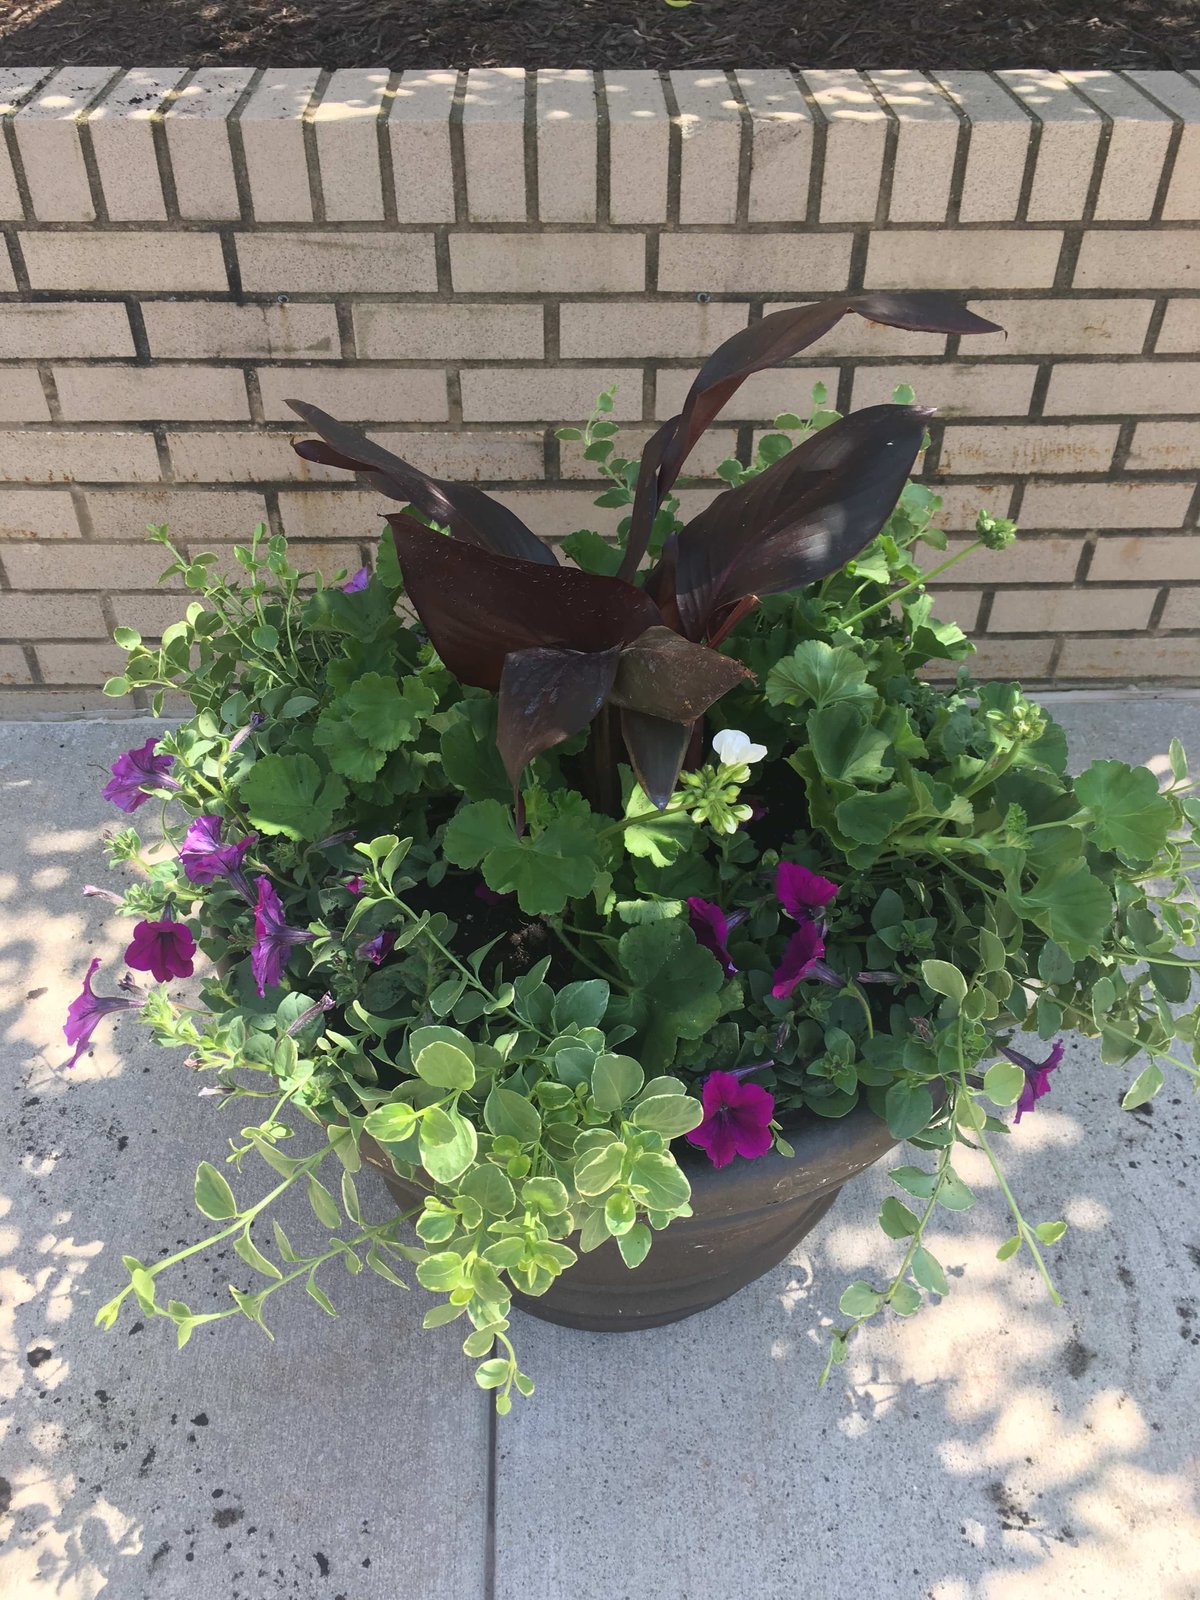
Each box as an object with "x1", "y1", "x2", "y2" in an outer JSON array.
[{"x1": 1, "y1": 0, "x2": 1198, "y2": 70}]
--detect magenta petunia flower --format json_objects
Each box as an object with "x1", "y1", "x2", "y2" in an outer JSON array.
[
  {"x1": 686, "y1": 896, "x2": 741, "y2": 977},
  {"x1": 251, "y1": 877, "x2": 314, "y2": 996},
  {"x1": 771, "y1": 921, "x2": 827, "y2": 1000},
  {"x1": 345, "y1": 875, "x2": 365, "y2": 897},
  {"x1": 776, "y1": 860, "x2": 838, "y2": 919},
  {"x1": 342, "y1": 566, "x2": 370, "y2": 593},
  {"x1": 687, "y1": 1070, "x2": 776, "y2": 1169},
  {"x1": 356, "y1": 930, "x2": 396, "y2": 965},
  {"x1": 179, "y1": 814, "x2": 257, "y2": 888},
  {"x1": 62, "y1": 958, "x2": 142, "y2": 1069},
  {"x1": 1001, "y1": 1040, "x2": 1065, "y2": 1123},
  {"x1": 101, "y1": 737, "x2": 178, "y2": 813},
  {"x1": 124, "y1": 919, "x2": 197, "y2": 983}
]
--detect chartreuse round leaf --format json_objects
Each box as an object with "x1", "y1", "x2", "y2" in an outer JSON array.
[
  {"x1": 521, "y1": 1176, "x2": 569, "y2": 1215},
  {"x1": 591, "y1": 1053, "x2": 644, "y2": 1112},
  {"x1": 604, "y1": 1190, "x2": 637, "y2": 1236},
  {"x1": 879, "y1": 1197, "x2": 919, "y2": 1238},
  {"x1": 420, "y1": 1107, "x2": 478, "y2": 1184},
  {"x1": 983, "y1": 1061, "x2": 1025, "y2": 1107},
  {"x1": 911, "y1": 1246, "x2": 948, "y2": 1297},
  {"x1": 921, "y1": 959, "x2": 968, "y2": 1006},
  {"x1": 414, "y1": 1041, "x2": 475, "y2": 1092},
  {"x1": 839, "y1": 1280, "x2": 883, "y2": 1317},
  {"x1": 363, "y1": 1102, "x2": 420, "y2": 1143},
  {"x1": 628, "y1": 1152, "x2": 690, "y2": 1211},
  {"x1": 474, "y1": 1357, "x2": 510, "y2": 1390},
  {"x1": 307, "y1": 1175, "x2": 340, "y2": 1229},
  {"x1": 630, "y1": 1093, "x2": 704, "y2": 1137},
  {"x1": 194, "y1": 1161, "x2": 238, "y2": 1220},
  {"x1": 996, "y1": 1235, "x2": 1023, "y2": 1262},
  {"x1": 461, "y1": 1164, "x2": 517, "y2": 1216},
  {"x1": 416, "y1": 1252, "x2": 465, "y2": 1293},
  {"x1": 890, "y1": 1279, "x2": 922, "y2": 1317},
  {"x1": 574, "y1": 1142, "x2": 626, "y2": 1196},
  {"x1": 617, "y1": 1222, "x2": 652, "y2": 1269},
  {"x1": 883, "y1": 1082, "x2": 934, "y2": 1141},
  {"x1": 1122, "y1": 1061, "x2": 1164, "y2": 1110},
  {"x1": 483, "y1": 1085, "x2": 542, "y2": 1145},
  {"x1": 1034, "y1": 1220, "x2": 1067, "y2": 1244}
]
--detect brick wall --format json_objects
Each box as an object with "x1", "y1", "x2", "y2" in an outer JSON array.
[{"x1": 1, "y1": 64, "x2": 1198, "y2": 712}]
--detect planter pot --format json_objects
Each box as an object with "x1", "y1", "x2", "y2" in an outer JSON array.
[{"x1": 360, "y1": 1101, "x2": 897, "y2": 1333}]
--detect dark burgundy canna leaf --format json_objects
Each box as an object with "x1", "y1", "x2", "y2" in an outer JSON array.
[
  {"x1": 622, "y1": 293, "x2": 1002, "y2": 577},
  {"x1": 387, "y1": 514, "x2": 662, "y2": 690},
  {"x1": 497, "y1": 645, "x2": 622, "y2": 790},
  {"x1": 669, "y1": 404, "x2": 930, "y2": 640},
  {"x1": 609, "y1": 626, "x2": 754, "y2": 723},
  {"x1": 288, "y1": 400, "x2": 556, "y2": 566},
  {"x1": 619, "y1": 708, "x2": 693, "y2": 810}
]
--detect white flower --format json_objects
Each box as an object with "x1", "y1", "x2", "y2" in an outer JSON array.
[{"x1": 712, "y1": 728, "x2": 766, "y2": 767}]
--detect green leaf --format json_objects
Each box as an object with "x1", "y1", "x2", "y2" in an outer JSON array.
[
  {"x1": 1020, "y1": 862, "x2": 1113, "y2": 960},
  {"x1": 552, "y1": 979, "x2": 610, "y2": 1032},
  {"x1": 604, "y1": 1190, "x2": 637, "y2": 1236},
  {"x1": 766, "y1": 640, "x2": 875, "y2": 711},
  {"x1": 890, "y1": 1279, "x2": 922, "y2": 1316},
  {"x1": 416, "y1": 1252, "x2": 464, "y2": 1293},
  {"x1": 834, "y1": 786, "x2": 911, "y2": 845},
  {"x1": 628, "y1": 1152, "x2": 690, "y2": 1211},
  {"x1": 839, "y1": 1280, "x2": 883, "y2": 1316},
  {"x1": 1169, "y1": 737, "x2": 1188, "y2": 781},
  {"x1": 890, "y1": 1165, "x2": 936, "y2": 1199},
  {"x1": 936, "y1": 1170, "x2": 975, "y2": 1211},
  {"x1": 983, "y1": 1061, "x2": 1025, "y2": 1107},
  {"x1": 1037, "y1": 940, "x2": 1075, "y2": 985},
  {"x1": 807, "y1": 703, "x2": 893, "y2": 787},
  {"x1": 911, "y1": 1246, "x2": 948, "y2": 1296},
  {"x1": 442, "y1": 798, "x2": 512, "y2": 869},
  {"x1": 363, "y1": 1102, "x2": 420, "y2": 1143},
  {"x1": 591, "y1": 1053, "x2": 644, "y2": 1112},
  {"x1": 420, "y1": 1106, "x2": 478, "y2": 1184},
  {"x1": 561, "y1": 528, "x2": 622, "y2": 576},
  {"x1": 423, "y1": 1301, "x2": 466, "y2": 1329},
  {"x1": 921, "y1": 959, "x2": 968, "y2": 1006},
  {"x1": 307, "y1": 1175, "x2": 341, "y2": 1229},
  {"x1": 883, "y1": 1082, "x2": 934, "y2": 1141},
  {"x1": 194, "y1": 1161, "x2": 238, "y2": 1221},
  {"x1": 234, "y1": 1229, "x2": 282, "y2": 1281},
  {"x1": 617, "y1": 921, "x2": 725, "y2": 1073},
  {"x1": 879, "y1": 1196, "x2": 919, "y2": 1238},
  {"x1": 474, "y1": 1357, "x2": 510, "y2": 1390},
  {"x1": 630, "y1": 1093, "x2": 704, "y2": 1137},
  {"x1": 343, "y1": 671, "x2": 436, "y2": 751},
  {"x1": 414, "y1": 1041, "x2": 476, "y2": 1092},
  {"x1": 482, "y1": 816, "x2": 606, "y2": 917},
  {"x1": 621, "y1": 786, "x2": 696, "y2": 866},
  {"x1": 483, "y1": 1085, "x2": 542, "y2": 1145},
  {"x1": 617, "y1": 1221, "x2": 652, "y2": 1269},
  {"x1": 1075, "y1": 758, "x2": 1173, "y2": 863},
  {"x1": 1034, "y1": 1220, "x2": 1067, "y2": 1244},
  {"x1": 996, "y1": 1235, "x2": 1023, "y2": 1261},
  {"x1": 1122, "y1": 1061, "x2": 1164, "y2": 1110},
  {"x1": 240, "y1": 752, "x2": 347, "y2": 842},
  {"x1": 461, "y1": 1164, "x2": 517, "y2": 1216},
  {"x1": 574, "y1": 1142, "x2": 626, "y2": 1196},
  {"x1": 521, "y1": 1176, "x2": 570, "y2": 1215}
]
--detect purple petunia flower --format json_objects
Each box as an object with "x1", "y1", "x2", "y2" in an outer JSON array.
[
  {"x1": 687, "y1": 1070, "x2": 776, "y2": 1169},
  {"x1": 1001, "y1": 1040, "x2": 1065, "y2": 1123},
  {"x1": 776, "y1": 860, "x2": 839, "y2": 919},
  {"x1": 342, "y1": 566, "x2": 370, "y2": 593},
  {"x1": 686, "y1": 896, "x2": 742, "y2": 977},
  {"x1": 356, "y1": 930, "x2": 396, "y2": 966},
  {"x1": 251, "y1": 877, "x2": 315, "y2": 997},
  {"x1": 346, "y1": 875, "x2": 365, "y2": 897},
  {"x1": 62, "y1": 958, "x2": 142, "y2": 1069},
  {"x1": 124, "y1": 919, "x2": 197, "y2": 984},
  {"x1": 179, "y1": 814, "x2": 257, "y2": 891},
  {"x1": 771, "y1": 921, "x2": 828, "y2": 1000},
  {"x1": 101, "y1": 737, "x2": 178, "y2": 813}
]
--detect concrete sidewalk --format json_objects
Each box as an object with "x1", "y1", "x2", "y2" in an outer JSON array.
[{"x1": 1, "y1": 699, "x2": 1199, "y2": 1600}]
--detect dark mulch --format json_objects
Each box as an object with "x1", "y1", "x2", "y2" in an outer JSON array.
[{"x1": 1, "y1": 0, "x2": 1198, "y2": 71}]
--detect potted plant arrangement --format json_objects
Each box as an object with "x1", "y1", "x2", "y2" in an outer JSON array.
[{"x1": 69, "y1": 293, "x2": 1200, "y2": 1412}]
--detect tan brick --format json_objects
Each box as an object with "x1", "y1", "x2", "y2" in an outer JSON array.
[
  {"x1": 109, "y1": 591, "x2": 199, "y2": 638},
  {"x1": 656, "y1": 365, "x2": 839, "y2": 421},
  {"x1": 1043, "y1": 361, "x2": 1198, "y2": 416},
  {"x1": 1129, "y1": 71, "x2": 1200, "y2": 221},
  {"x1": 238, "y1": 68, "x2": 319, "y2": 223},
  {"x1": 2, "y1": 540, "x2": 185, "y2": 590},
  {"x1": 238, "y1": 231, "x2": 437, "y2": 293},
  {"x1": 1089, "y1": 534, "x2": 1200, "y2": 581},
  {"x1": 0, "y1": 646, "x2": 34, "y2": 686},
  {"x1": 997, "y1": 70, "x2": 1102, "y2": 221},
  {"x1": 88, "y1": 68, "x2": 184, "y2": 223},
  {"x1": 764, "y1": 301, "x2": 946, "y2": 357},
  {"x1": 929, "y1": 481, "x2": 1016, "y2": 530},
  {"x1": 960, "y1": 636, "x2": 1057, "y2": 680},
  {"x1": 0, "y1": 488, "x2": 81, "y2": 539},
  {"x1": 14, "y1": 66, "x2": 113, "y2": 221},
  {"x1": 604, "y1": 72, "x2": 670, "y2": 224},
  {"x1": 389, "y1": 70, "x2": 457, "y2": 223},
  {"x1": 167, "y1": 430, "x2": 329, "y2": 483},
  {"x1": 1127, "y1": 420, "x2": 1200, "y2": 471},
  {"x1": 1160, "y1": 588, "x2": 1200, "y2": 630},
  {"x1": 1020, "y1": 479, "x2": 1194, "y2": 529},
  {"x1": 918, "y1": 536, "x2": 1082, "y2": 584},
  {"x1": 461, "y1": 367, "x2": 641, "y2": 423},
  {"x1": 865, "y1": 229, "x2": 1063, "y2": 290},
  {"x1": 939, "y1": 424, "x2": 1118, "y2": 475},
  {"x1": 967, "y1": 298, "x2": 1154, "y2": 356},
  {"x1": 0, "y1": 592, "x2": 107, "y2": 639},
  {"x1": 671, "y1": 71, "x2": 741, "y2": 225},
  {"x1": 0, "y1": 68, "x2": 49, "y2": 218},
  {"x1": 84, "y1": 488, "x2": 268, "y2": 539},
  {"x1": 736, "y1": 70, "x2": 812, "y2": 223},
  {"x1": 0, "y1": 302, "x2": 135, "y2": 359},
  {"x1": 852, "y1": 362, "x2": 1037, "y2": 418},
  {"x1": 1074, "y1": 231, "x2": 1200, "y2": 290},
  {"x1": 20, "y1": 231, "x2": 229, "y2": 292},
  {"x1": 988, "y1": 586, "x2": 1156, "y2": 632},
  {"x1": 658, "y1": 232, "x2": 851, "y2": 293},
  {"x1": 165, "y1": 66, "x2": 254, "y2": 220},
  {"x1": 800, "y1": 70, "x2": 887, "y2": 223},
  {"x1": 559, "y1": 425, "x2": 737, "y2": 480},
  {"x1": 926, "y1": 587, "x2": 981, "y2": 631},
  {"x1": 353, "y1": 303, "x2": 542, "y2": 360},
  {"x1": 537, "y1": 70, "x2": 597, "y2": 223},
  {"x1": 1057, "y1": 635, "x2": 1198, "y2": 679},
  {"x1": 1063, "y1": 70, "x2": 1173, "y2": 222},
  {"x1": 257, "y1": 366, "x2": 449, "y2": 423},
  {"x1": 141, "y1": 301, "x2": 338, "y2": 359},
  {"x1": 373, "y1": 430, "x2": 546, "y2": 481},
  {"x1": 869, "y1": 71, "x2": 958, "y2": 224},
  {"x1": 463, "y1": 68, "x2": 527, "y2": 223},
  {"x1": 451, "y1": 233, "x2": 645, "y2": 293},
  {"x1": 312, "y1": 68, "x2": 388, "y2": 222},
  {"x1": 1157, "y1": 299, "x2": 1200, "y2": 353},
  {"x1": 559, "y1": 300, "x2": 746, "y2": 358},
  {"x1": 277, "y1": 490, "x2": 387, "y2": 539},
  {"x1": 0, "y1": 430, "x2": 161, "y2": 483},
  {"x1": 0, "y1": 369, "x2": 51, "y2": 422},
  {"x1": 53, "y1": 364, "x2": 249, "y2": 422},
  {"x1": 495, "y1": 487, "x2": 629, "y2": 539},
  {"x1": 934, "y1": 71, "x2": 1032, "y2": 223},
  {"x1": 34, "y1": 640, "x2": 124, "y2": 684}
]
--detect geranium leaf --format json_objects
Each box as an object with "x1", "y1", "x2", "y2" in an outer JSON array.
[
  {"x1": 1019, "y1": 862, "x2": 1113, "y2": 959},
  {"x1": 496, "y1": 644, "x2": 622, "y2": 788},
  {"x1": 240, "y1": 753, "x2": 347, "y2": 841},
  {"x1": 1074, "y1": 759, "x2": 1174, "y2": 863},
  {"x1": 766, "y1": 639, "x2": 875, "y2": 711},
  {"x1": 482, "y1": 816, "x2": 607, "y2": 916}
]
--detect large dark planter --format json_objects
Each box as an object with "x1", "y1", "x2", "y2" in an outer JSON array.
[{"x1": 360, "y1": 1101, "x2": 897, "y2": 1333}]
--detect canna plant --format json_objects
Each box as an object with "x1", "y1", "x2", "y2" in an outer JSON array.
[{"x1": 66, "y1": 289, "x2": 1200, "y2": 1414}]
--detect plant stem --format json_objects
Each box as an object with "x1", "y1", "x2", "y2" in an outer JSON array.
[{"x1": 839, "y1": 539, "x2": 985, "y2": 629}]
